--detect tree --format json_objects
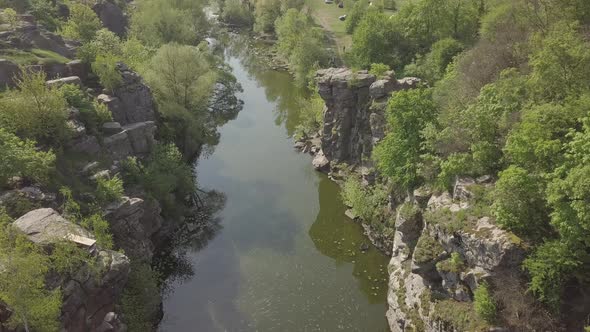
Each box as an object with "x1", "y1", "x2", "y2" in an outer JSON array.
[
  {"x1": 130, "y1": 0, "x2": 208, "y2": 46},
  {"x1": 373, "y1": 89, "x2": 437, "y2": 193},
  {"x1": 60, "y1": 4, "x2": 102, "y2": 43},
  {"x1": 2, "y1": 8, "x2": 18, "y2": 29},
  {"x1": 0, "y1": 226, "x2": 61, "y2": 332},
  {"x1": 492, "y1": 165, "x2": 549, "y2": 239},
  {"x1": 349, "y1": 8, "x2": 400, "y2": 69},
  {"x1": 345, "y1": 0, "x2": 368, "y2": 34},
  {"x1": 0, "y1": 69, "x2": 69, "y2": 145},
  {"x1": 404, "y1": 38, "x2": 464, "y2": 82},
  {"x1": 0, "y1": 128, "x2": 56, "y2": 187},
  {"x1": 92, "y1": 53, "x2": 123, "y2": 92}
]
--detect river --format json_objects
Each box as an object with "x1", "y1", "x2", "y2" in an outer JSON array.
[{"x1": 159, "y1": 37, "x2": 390, "y2": 332}]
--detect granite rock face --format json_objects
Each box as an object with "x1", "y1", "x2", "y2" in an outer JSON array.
[
  {"x1": 109, "y1": 63, "x2": 157, "y2": 125},
  {"x1": 12, "y1": 209, "x2": 130, "y2": 332},
  {"x1": 315, "y1": 68, "x2": 420, "y2": 169},
  {"x1": 386, "y1": 178, "x2": 526, "y2": 332},
  {"x1": 93, "y1": 0, "x2": 128, "y2": 37}
]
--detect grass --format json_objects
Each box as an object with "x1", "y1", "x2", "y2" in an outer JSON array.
[
  {"x1": 0, "y1": 48, "x2": 70, "y2": 65},
  {"x1": 306, "y1": 0, "x2": 352, "y2": 57}
]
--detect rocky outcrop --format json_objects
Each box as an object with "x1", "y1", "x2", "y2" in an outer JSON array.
[
  {"x1": 102, "y1": 121, "x2": 156, "y2": 159},
  {"x1": 106, "y1": 63, "x2": 157, "y2": 126},
  {"x1": 386, "y1": 178, "x2": 525, "y2": 332},
  {"x1": 92, "y1": 0, "x2": 128, "y2": 37},
  {"x1": 104, "y1": 196, "x2": 164, "y2": 262},
  {"x1": 12, "y1": 209, "x2": 130, "y2": 332},
  {"x1": 0, "y1": 24, "x2": 75, "y2": 58},
  {"x1": 315, "y1": 68, "x2": 420, "y2": 169},
  {"x1": 0, "y1": 59, "x2": 19, "y2": 88}
]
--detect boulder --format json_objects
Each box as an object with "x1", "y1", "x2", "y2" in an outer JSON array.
[
  {"x1": 123, "y1": 121, "x2": 156, "y2": 155},
  {"x1": 47, "y1": 76, "x2": 82, "y2": 88},
  {"x1": 312, "y1": 151, "x2": 330, "y2": 172},
  {"x1": 93, "y1": 0, "x2": 128, "y2": 37},
  {"x1": 103, "y1": 131, "x2": 133, "y2": 159},
  {"x1": 66, "y1": 60, "x2": 89, "y2": 82},
  {"x1": 0, "y1": 59, "x2": 19, "y2": 88},
  {"x1": 67, "y1": 119, "x2": 86, "y2": 138},
  {"x1": 68, "y1": 135, "x2": 101, "y2": 155},
  {"x1": 369, "y1": 78, "x2": 398, "y2": 99},
  {"x1": 102, "y1": 121, "x2": 123, "y2": 135},
  {"x1": 111, "y1": 63, "x2": 157, "y2": 125},
  {"x1": 13, "y1": 208, "x2": 92, "y2": 245}
]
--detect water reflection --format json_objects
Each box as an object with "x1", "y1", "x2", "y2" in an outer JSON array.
[
  {"x1": 159, "y1": 34, "x2": 390, "y2": 332},
  {"x1": 309, "y1": 176, "x2": 389, "y2": 304}
]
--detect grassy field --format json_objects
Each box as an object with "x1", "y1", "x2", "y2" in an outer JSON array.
[
  {"x1": 306, "y1": 0, "x2": 352, "y2": 57},
  {"x1": 305, "y1": 0, "x2": 397, "y2": 59}
]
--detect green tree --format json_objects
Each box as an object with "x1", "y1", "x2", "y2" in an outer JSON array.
[
  {"x1": 345, "y1": 0, "x2": 368, "y2": 34},
  {"x1": 373, "y1": 89, "x2": 437, "y2": 193},
  {"x1": 2, "y1": 8, "x2": 18, "y2": 28},
  {"x1": 404, "y1": 38, "x2": 464, "y2": 82},
  {"x1": 0, "y1": 226, "x2": 61, "y2": 332},
  {"x1": 474, "y1": 283, "x2": 496, "y2": 323},
  {"x1": 0, "y1": 69, "x2": 69, "y2": 145},
  {"x1": 60, "y1": 4, "x2": 102, "y2": 43},
  {"x1": 349, "y1": 8, "x2": 401, "y2": 68},
  {"x1": 0, "y1": 128, "x2": 55, "y2": 187},
  {"x1": 92, "y1": 53, "x2": 123, "y2": 92},
  {"x1": 492, "y1": 165, "x2": 549, "y2": 239}
]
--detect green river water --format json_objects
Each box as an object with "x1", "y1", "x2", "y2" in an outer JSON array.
[{"x1": 159, "y1": 38, "x2": 390, "y2": 332}]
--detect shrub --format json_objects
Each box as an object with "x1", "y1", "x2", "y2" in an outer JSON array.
[
  {"x1": 0, "y1": 128, "x2": 56, "y2": 187},
  {"x1": 369, "y1": 63, "x2": 390, "y2": 78},
  {"x1": 60, "y1": 4, "x2": 102, "y2": 43},
  {"x1": 81, "y1": 214, "x2": 113, "y2": 249},
  {"x1": 474, "y1": 283, "x2": 496, "y2": 323},
  {"x1": 92, "y1": 53, "x2": 122, "y2": 92},
  {"x1": 59, "y1": 187, "x2": 81, "y2": 221},
  {"x1": 2, "y1": 8, "x2": 17, "y2": 28},
  {"x1": 95, "y1": 176, "x2": 124, "y2": 206},
  {"x1": 414, "y1": 233, "x2": 444, "y2": 264},
  {"x1": 0, "y1": 69, "x2": 69, "y2": 145},
  {"x1": 294, "y1": 89, "x2": 324, "y2": 139},
  {"x1": 341, "y1": 176, "x2": 388, "y2": 226},
  {"x1": 221, "y1": 0, "x2": 254, "y2": 27},
  {"x1": 78, "y1": 28, "x2": 123, "y2": 64},
  {"x1": 121, "y1": 263, "x2": 161, "y2": 331}
]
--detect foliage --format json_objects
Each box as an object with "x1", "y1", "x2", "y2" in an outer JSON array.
[
  {"x1": 143, "y1": 43, "x2": 217, "y2": 154},
  {"x1": 474, "y1": 283, "x2": 496, "y2": 323},
  {"x1": 121, "y1": 262, "x2": 161, "y2": 332},
  {"x1": 130, "y1": 0, "x2": 209, "y2": 47},
  {"x1": 341, "y1": 176, "x2": 389, "y2": 226},
  {"x1": 60, "y1": 3, "x2": 102, "y2": 43},
  {"x1": 492, "y1": 166, "x2": 549, "y2": 240},
  {"x1": 404, "y1": 38, "x2": 464, "y2": 82},
  {"x1": 0, "y1": 69, "x2": 69, "y2": 145},
  {"x1": 368, "y1": 63, "x2": 390, "y2": 79},
  {"x1": 345, "y1": 0, "x2": 368, "y2": 34},
  {"x1": 0, "y1": 128, "x2": 55, "y2": 187},
  {"x1": 414, "y1": 233, "x2": 444, "y2": 264},
  {"x1": 2, "y1": 8, "x2": 18, "y2": 28},
  {"x1": 78, "y1": 28, "x2": 123, "y2": 64},
  {"x1": 0, "y1": 226, "x2": 61, "y2": 332},
  {"x1": 81, "y1": 214, "x2": 114, "y2": 249},
  {"x1": 92, "y1": 53, "x2": 122, "y2": 92},
  {"x1": 373, "y1": 89, "x2": 437, "y2": 193},
  {"x1": 294, "y1": 89, "x2": 324, "y2": 139},
  {"x1": 275, "y1": 9, "x2": 328, "y2": 87},
  {"x1": 348, "y1": 8, "x2": 400, "y2": 69},
  {"x1": 437, "y1": 252, "x2": 465, "y2": 273},
  {"x1": 220, "y1": 0, "x2": 254, "y2": 28},
  {"x1": 95, "y1": 176, "x2": 124, "y2": 206}
]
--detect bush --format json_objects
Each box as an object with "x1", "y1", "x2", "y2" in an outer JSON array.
[
  {"x1": 60, "y1": 4, "x2": 102, "y2": 43},
  {"x1": 474, "y1": 283, "x2": 496, "y2": 323},
  {"x1": 78, "y1": 28, "x2": 123, "y2": 64},
  {"x1": 341, "y1": 176, "x2": 388, "y2": 226},
  {"x1": 0, "y1": 128, "x2": 56, "y2": 187},
  {"x1": 92, "y1": 53, "x2": 122, "y2": 92},
  {"x1": 492, "y1": 165, "x2": 549, "y2": 240},
  {"x1": 369, "y1": 63, "x2": 390, "y2": 78},
  {"x1": 95, "y1": 176, "x2": 124, "y2": 206},
  {"x1": 221, "y1": 0, "x2": 254, "y2": 27},
  {"x1": 2, "y1": 8, "x2": 17, "y2": 28},
  {"x1": 121, "y1": 263, "x2": 161, "y2": 331},
  {"x1": 81, "y1": 214, "x2": 113, "y2": 249},
  {"x1": 0, "y1": 69, "x2": 69, "y2": 145},
  {"x1": 294, "y1": 89, "x2": 324, "y2": 139}
]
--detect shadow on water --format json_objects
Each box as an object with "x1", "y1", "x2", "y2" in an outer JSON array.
[{"x1": 309, "y1": 176, "x2": 390, "y2": 304}]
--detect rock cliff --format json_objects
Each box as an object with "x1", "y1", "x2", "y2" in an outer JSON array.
[
  {"x1": 12, "y1": 208, "x2": 130, "y2": 332},
  {"x1": 315, "y1": 68, "x2": 420, "y2": 168}
]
